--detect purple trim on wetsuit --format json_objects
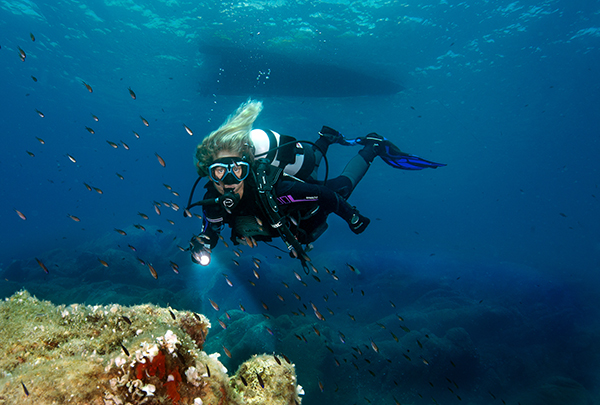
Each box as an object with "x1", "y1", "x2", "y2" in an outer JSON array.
[{"x1": 277, "y1": 195, "x2": 319, "y2": 205}]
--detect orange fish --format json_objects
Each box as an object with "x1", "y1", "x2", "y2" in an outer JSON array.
[
  {"x1": 14, "y1": 209, "x2": 27, "y2": 220},
  {"x1": 35, "y1": 258, "x2": 49, "y2": 274},
  {"x1": 148, "y1": 263, "x2": 158, "y2": 279},
  {"x1": 183, "y1": 124, "x2": 193, "y2": 136},
  {"x1": 370, "y1": 338, "x2": 379, "y2": 353},
  {"x1": 98, "y1": 258, "x2": 109, "y2": 267},
  {"x1": 106, "y1": 141, "x2": 118, "y2": 148},
  {"x1": 209, "y1": 299, "x2": 219, "y2": 311},
  {"x1": 114, "y1": 228, "x2": 127, "y2": 236},
  {"x1": 83, "y1": 183, "x2": 92, "y2": 191},
  {"x1": 82, "y1": 81, "x2": 93, "y2": 93},
  {"x1": 137, "y1": 212, "x2": 149, "y2": 220},
  {"x1": 128, "y1": 87, "x2": 136, "y2": 99},
  {"x1": 30, "y1": 32, "x2": 35, "y2": 41},
  {"x1": 223, "y1": 345, "x2": 232, "y2": 358},
  {"x1": 155, "y1": 153, "x2": 166, "y2": 167},
  {"x1": 170, "y1": 261, "x2": 179, "y2": 274},
  {"x1": 91, "y1": 114, "x2": 99, "y2": 121},
  {"x1": 154, "y1": 205, "x2": 161, "y2": 215},
  {"x1": 140, "y1": 116, "x2": 149, "y2": 126},
  {"x1": 92, "y1": 187, "x2": 103, "y2": 194},
  {"x1": 35, "y1": 137, "x2": 45, "y2": 144},
  {"x1": 67, "y1": 214, "x2": 80, "y2": 222}
]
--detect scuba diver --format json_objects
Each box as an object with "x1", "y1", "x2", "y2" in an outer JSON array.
[{"x1": 186, "y1": 99, "x2": 445, "y2": 270}]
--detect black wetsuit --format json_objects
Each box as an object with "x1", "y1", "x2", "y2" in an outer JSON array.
[{"x1": 200, "y1": 170, "x2": 357, "y2": 248}]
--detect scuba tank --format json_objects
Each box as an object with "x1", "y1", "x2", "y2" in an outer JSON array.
[{"x1": 250, "y1": 129, "x2": 316, "y2": 181}]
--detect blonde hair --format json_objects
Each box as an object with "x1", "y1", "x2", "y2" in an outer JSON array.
[{"x1": 195, "y1": 99, "x2": 263, "y2": 176}]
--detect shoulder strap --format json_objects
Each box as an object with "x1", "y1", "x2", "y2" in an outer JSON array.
[
  {"x1": 254, "y1": 159, "x2": 310, "y2": 272},
  {"x1": 262, "y1": 129, "x2": 299, "y2": 168}
]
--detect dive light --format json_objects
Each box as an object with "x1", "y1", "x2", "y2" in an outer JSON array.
[{"x1": 190, "y1": 236, "x2": 211, "y2": 266}]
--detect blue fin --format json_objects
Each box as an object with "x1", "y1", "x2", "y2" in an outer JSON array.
[
  {"x1": 379, "y1": 142, "x2": 446, "y2": 170},
  {"x1": 346, "y1": 137, "x2": 446, "y2": 170}
]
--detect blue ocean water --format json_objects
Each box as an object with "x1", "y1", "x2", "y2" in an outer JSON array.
[{"x1": 1, "y1": 0, "x2": 599, "y2": 404}]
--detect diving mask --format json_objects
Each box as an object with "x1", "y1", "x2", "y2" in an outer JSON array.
[{"x1": 208, "y1": 157, "x2": 250, "y2": 185}]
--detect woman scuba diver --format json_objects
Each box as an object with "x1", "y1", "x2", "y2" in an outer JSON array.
[{"x1": 186, "y1": 99, "x2": 445, "y2": 269}]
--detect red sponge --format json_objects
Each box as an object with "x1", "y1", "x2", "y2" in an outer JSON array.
[{"x1": 136, "y1": 350, "x2": 166, "y2": 380}]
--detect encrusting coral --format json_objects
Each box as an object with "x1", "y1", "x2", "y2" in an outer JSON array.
[{"x1": 0, "y1": 290, "x2": 303, "y2": 405}]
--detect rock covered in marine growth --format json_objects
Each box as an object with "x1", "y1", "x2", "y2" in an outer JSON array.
[
  {"x1": 0, "y1": 290, "x2": 303, "y2": 405},
  {"x1": 232, "y1": 354, "x2": 303, "y2": 405}
]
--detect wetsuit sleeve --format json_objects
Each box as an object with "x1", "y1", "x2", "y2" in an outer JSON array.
[{"x1": 198, "y1": 190, "x2": 225, "y2": 249}]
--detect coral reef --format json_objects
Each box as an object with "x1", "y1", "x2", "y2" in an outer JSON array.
[
  {"x1": 0, "y1": 290, "x2": 303, "y2": 405},
  {"x1": 232, "y1": 354, "x2": 303, "y2": 405}
]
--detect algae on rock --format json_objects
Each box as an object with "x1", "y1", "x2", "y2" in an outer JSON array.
[{"x1": 0, "y1": 290, "x2": 302, "y2": 405}]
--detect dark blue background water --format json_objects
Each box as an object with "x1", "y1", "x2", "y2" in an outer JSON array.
[{"x1": 1, "y1": 0, "x2": 599, "y2": 404}]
